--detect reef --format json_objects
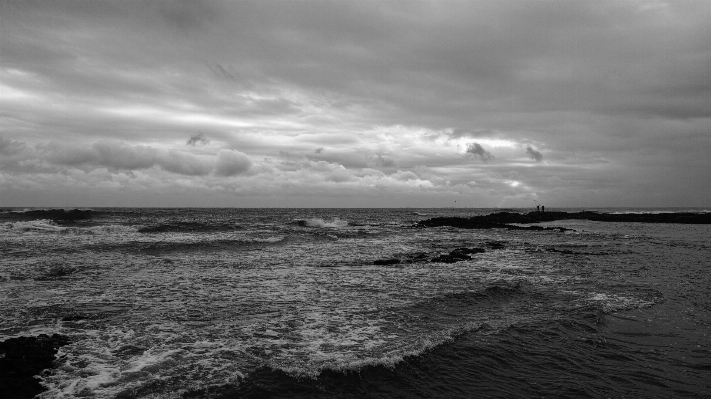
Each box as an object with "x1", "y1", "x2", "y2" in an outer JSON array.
[
  {"x1": 0, "y1": 334, "x2": 70, "y2": 399},
  {"x1": 416, "y1": 211, "x2": 711, "y2": 230}
]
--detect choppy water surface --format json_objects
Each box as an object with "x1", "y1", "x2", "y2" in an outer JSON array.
[{"x1": 1, "y1": 208, "x2": 709, "y2": 398}]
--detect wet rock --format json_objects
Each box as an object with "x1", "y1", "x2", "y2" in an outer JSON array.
[{"x1": 0, "y1": 334, "x2": 70, "y2": 399}]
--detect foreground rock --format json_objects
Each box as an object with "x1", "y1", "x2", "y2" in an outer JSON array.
[
  {"x1": 0, "y1": 334, "x2": 70, "y2": 399},
  {"x1": 416, "y1": 211, "x2": 711, "y2": 229}
]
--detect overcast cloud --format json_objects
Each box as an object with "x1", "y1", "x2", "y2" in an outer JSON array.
[{"x1": 1, "y1": 0, "x2": 709, "y2": 207}]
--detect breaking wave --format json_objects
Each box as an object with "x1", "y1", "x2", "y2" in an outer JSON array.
[
  {"x1": 293, "y1": 218, "x2": 349, "y2": 228},
  {"x1": 0, "y1": 221, "x2": 139, "y2": 236},
  {"x1": 583, "y1": 291, "x2": 664, "y2": 313},
  {"x1": 268, "y1": 320, "x2": 489, "y2": 380}
]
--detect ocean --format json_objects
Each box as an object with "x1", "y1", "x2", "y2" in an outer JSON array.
[{"x1": 1, "y1": 208, "x2": 709, "y2": 398}]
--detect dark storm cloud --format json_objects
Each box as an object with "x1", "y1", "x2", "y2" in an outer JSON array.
[
  {"x1": 526, "y1": 146, "x2": 543, "y2": 162},
  {"x1": 466, "y1": 143, "x2": 494, "y2": 162}
]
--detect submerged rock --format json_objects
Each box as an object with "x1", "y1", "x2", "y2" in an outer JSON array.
[{"x1": 0, "y1": 334, "x2": 70, "y2": 399}]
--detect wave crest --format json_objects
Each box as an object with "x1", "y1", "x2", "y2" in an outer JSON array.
[{"x1": 294, "y1": 218, "x2": 349, "y2": 228}]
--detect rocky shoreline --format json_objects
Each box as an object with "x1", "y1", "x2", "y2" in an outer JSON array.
[
  {"x1": 0, "y1": 334, "x2": 70, "y2": 399},
  {"x1": 416, "y1": 211, "x2": 711, "y2": 229}
]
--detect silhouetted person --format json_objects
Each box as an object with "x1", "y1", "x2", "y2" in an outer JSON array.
[
  {"x1": 537, "y1": 205, "x2": 540, "y2": 212},
  {"x1": 542, "y1": 206, "x2": 545, "y2": 212}
]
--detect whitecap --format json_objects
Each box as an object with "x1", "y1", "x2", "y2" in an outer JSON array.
[{"x1": 295, "y1": 218, "x2": 349, "y2": 228}]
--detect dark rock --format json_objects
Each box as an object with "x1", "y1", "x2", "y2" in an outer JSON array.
[
  {"x1": 374, "y1": 258, "x2": 400, "y2": 265},
  {"x1": 0, "y1": 334, "x2": 70, "y2": 399},
  {"x1": 416, "y1": 211, "x2": 711, "y2": 230}
]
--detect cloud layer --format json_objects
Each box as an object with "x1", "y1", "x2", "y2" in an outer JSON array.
[{"x1": 1, "y1": 0, "x2": 710, "y2": 207}]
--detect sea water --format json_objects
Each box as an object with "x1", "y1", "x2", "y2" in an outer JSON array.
[{"x1": 0, "y1": 208, "x2": 709, "y2": 398}]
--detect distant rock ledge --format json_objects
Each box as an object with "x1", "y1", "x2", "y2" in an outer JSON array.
[{"x1": 416, "y1": 211, "x2": 711, "y2": 229}]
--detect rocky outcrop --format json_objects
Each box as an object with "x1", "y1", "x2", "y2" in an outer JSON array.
[
  {"x1": 0, "y1": 334, "x2": 70, "y2": 399},
  {"x1": 416, "y1": 211, "x2": 711, "y2": 230}
]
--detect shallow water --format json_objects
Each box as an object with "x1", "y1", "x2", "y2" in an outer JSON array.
[{"x1": 1, "y1": 208, "x2": 709, "y2": 398}]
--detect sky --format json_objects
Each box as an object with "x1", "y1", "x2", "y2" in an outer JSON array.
[{"x1": 1, "y1": 0, "x2": 710, "y2": 208}]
